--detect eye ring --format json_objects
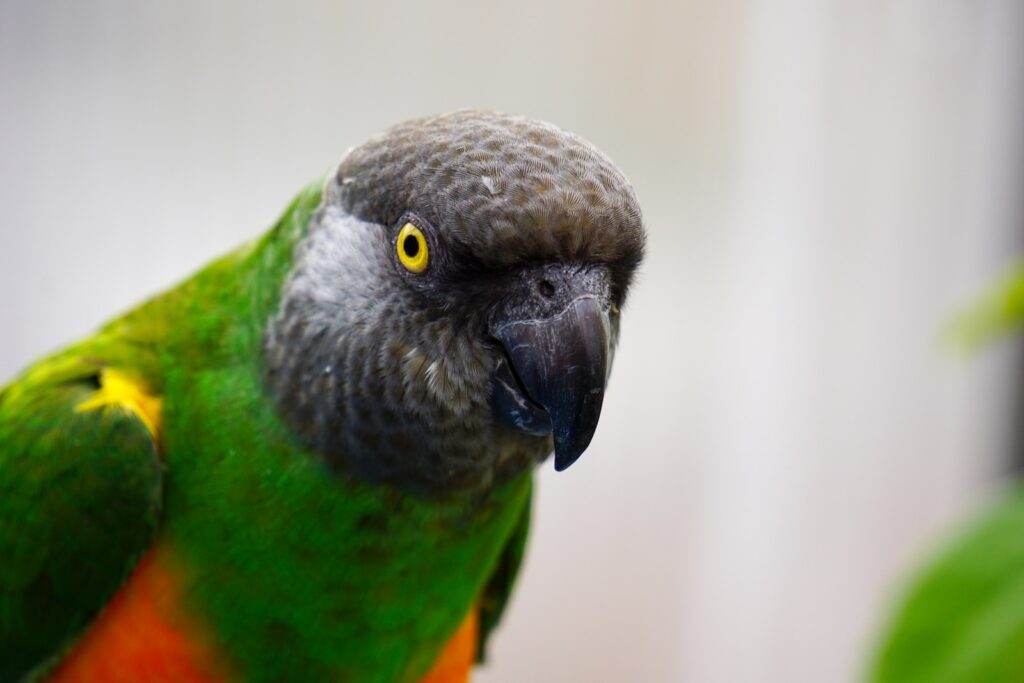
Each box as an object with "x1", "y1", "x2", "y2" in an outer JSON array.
[{"x1": 396, "y1": 223, "x2": 429, "y2": 273}]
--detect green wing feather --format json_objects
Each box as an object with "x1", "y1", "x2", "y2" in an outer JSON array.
[
  {"x1": 0, "y1": 355, "x2": 163, "y2": 681},
  {"x1": 477, "y1": 483, "x2": 531, "y2": 662}
]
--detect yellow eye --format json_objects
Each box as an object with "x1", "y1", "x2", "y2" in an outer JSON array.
[{"x1": 397, "y1": 223, "x2": 429, "y2": 273}]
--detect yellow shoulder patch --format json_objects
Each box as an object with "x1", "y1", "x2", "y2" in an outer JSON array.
[{"x1": 75, "y1": 368, "x2": 163, "y2": 439}]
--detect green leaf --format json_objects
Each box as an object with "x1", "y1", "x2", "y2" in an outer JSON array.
[
  {"x1": 946, "y1": 263, "x2": 1024, "y2": 353},
  {"x1": 871, "y1": 487, "x2": 1024, "y2": 683}
]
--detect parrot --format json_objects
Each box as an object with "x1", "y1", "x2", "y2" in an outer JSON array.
[{"x1": 0, "y1": 110, "x2": 645, "y2": 682}]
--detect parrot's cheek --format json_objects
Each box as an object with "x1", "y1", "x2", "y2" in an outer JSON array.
[{"x1": 489, "y1": 295, "x2": 612, "y2": 471}]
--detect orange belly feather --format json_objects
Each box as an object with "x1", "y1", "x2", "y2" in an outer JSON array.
[
  {"x1": 47, "y1": 546, "x2": 478, "y2": 683},
  {"x1": 418, "y1": 608, "x2": 478, "y2": 683},
  {"x1": 46, "y1": 546, "x2": 231, "y2": 683}
]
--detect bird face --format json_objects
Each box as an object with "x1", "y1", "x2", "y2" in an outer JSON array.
[{"x1": 265, "y1": 111, "x2": 644, "y2": 494}]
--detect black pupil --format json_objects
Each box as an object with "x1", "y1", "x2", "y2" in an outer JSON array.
[{"x1": 403, "y1": 234, "x2": 420, "y2": 258}]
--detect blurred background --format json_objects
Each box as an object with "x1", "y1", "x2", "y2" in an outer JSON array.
[{"x1": 2, "y1": 1, "x2": 1023, "y2": 681}]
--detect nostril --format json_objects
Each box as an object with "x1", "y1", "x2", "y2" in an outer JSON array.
[{"x1": 537, "y1": 279, "x2": 556, "y2": 299}]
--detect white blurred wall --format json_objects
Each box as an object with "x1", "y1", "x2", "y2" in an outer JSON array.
[{"x1": 1, "y1": 1, "x2": 1023, "y2": 681}]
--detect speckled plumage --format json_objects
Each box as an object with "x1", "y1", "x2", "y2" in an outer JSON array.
[{"x1": 0, "y1": 111, "x2": 644, "y2": 682}]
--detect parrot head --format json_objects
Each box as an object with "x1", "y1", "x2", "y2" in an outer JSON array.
[{"x1": 265, "y1": 111, "x2": 644, "y2": 494}]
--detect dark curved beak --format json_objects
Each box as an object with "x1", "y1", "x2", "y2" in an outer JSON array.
[{"x1": 490, "y1": 267, "x2": 613, "y2": 470}]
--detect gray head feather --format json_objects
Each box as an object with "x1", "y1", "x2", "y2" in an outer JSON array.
[
  {"x1": 335, "y1": 110, "x2": 643, "y2": 286},
  {"x1": 264, "y1": 111, "x2": 643, "y2": 495}
]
